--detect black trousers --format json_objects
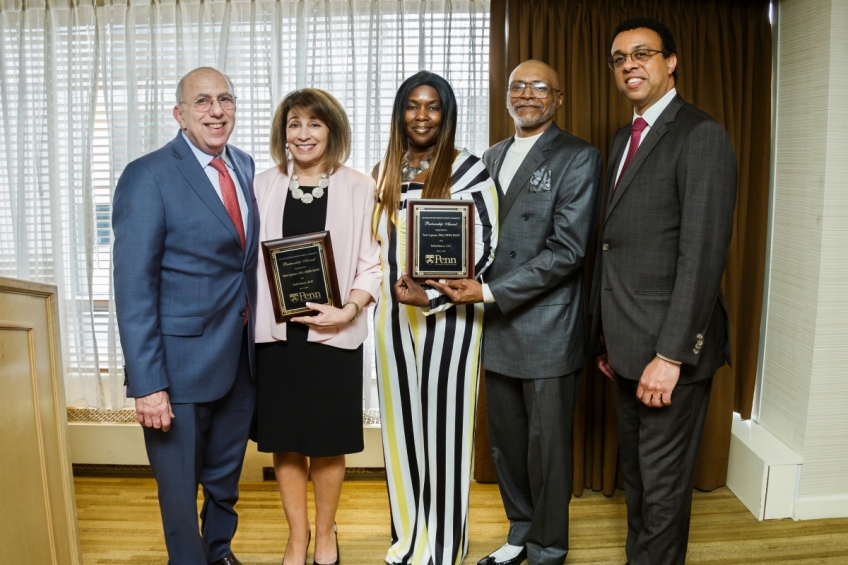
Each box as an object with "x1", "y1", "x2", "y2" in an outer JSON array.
[
  {"x1": 485, "y1": 369, "x2": 582, "y2": 565},
  {"x1": 615, "y1": 374, "x2": 712, "y2": 565}
]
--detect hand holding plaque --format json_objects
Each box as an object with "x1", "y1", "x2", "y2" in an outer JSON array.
[
  {"x1": 394, "y1": 273, "x2": 431, "y2": 307},
  {"x1": 406, "y1": 199, "x2": 475, "y2": 283},
  {"x1": 261, "y1": 231, "x2": 342, "y2": 323}
]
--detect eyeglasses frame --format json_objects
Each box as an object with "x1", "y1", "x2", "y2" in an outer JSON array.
[
  {"x1": 607, "y1": 48, "x2": 666, "y2": 71},
  {"x1": 506, "y1": 81, "x2": 561, "y2": 99},
  {"x1": 180, "y1": 94, "x2": 239, "y2": 112}
]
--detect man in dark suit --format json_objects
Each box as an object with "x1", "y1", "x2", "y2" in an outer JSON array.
[
  {"x1": 430, "y1": 60, "x2": 602, "y2": 565},
  {"x1": 113, "y1": 67, "x2": 259, "y2": 565},
  {"x1": 589, "y1": 18, "x2": 737, "y2": 565}
]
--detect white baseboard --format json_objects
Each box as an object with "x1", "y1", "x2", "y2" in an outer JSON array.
[
  {"x1": 67, "y1": 422, "x2": 149, "y2": 465},
  {"x1": 726, "y1": 413, "x2": 803, "y2": 520},
  {"x1": 794, "y1": 494, "x2": 848, "y2": 520},
  {"x1": 68, "y1": 422, "x2": 386, "y2": 480}
]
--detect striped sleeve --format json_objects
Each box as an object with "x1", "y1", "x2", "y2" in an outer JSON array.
[{"x1": 423, "y1": 151, "x2": 499, "y2": 315}]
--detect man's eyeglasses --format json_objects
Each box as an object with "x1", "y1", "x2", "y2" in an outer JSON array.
[
  {"x1": 608, "y1": 49, "x2": 664, "y2": 70},
  {"x1": 507, "y1": 81, "x2": 559, "y2": 99},
  {"x1": 182, "y1": 94, "x2": 238, "y2": 112}
]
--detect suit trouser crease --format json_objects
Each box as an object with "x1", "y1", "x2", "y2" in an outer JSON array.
[
  {"x1": 143, "y1": 332, "x2": 255, "y2": 565},
  {"x1": 615, "y1": 375, "x2": 712, "y2": 565},
  {"x1": 485, "y1": 370, "x2": 581, "y2": 565}
]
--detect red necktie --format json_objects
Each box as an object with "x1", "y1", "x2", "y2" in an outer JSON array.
[
  {"x1": 209, "y1": 157, "x2": 246, "y2": 250},
  {"x1": 209, "y1": 157, "x2": 248, "y2": 325},
  {"x1": 614, "y1": 117, "x2": 648, "y2": 193}
]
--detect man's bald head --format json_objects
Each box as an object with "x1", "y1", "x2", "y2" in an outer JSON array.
[
  {"x1": 506, "y1": 60, "x2": 563, "y2": 137},
  {"x1": 509, "y1": 60, "x2": 561, "y2": 91},
  {"x1": 175, "y1": 67, "x2": 235, "y2": 105}
]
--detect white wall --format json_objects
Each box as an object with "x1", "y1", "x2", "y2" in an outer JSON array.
[{"x1": 751, "y1": 0, "x2": 848, "y2": 519}]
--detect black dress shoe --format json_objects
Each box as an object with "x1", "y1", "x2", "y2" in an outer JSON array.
[
  {"x1": 477, "y1": 546, "x2": 527, "y2": 565},
  {"x1": 314, "y1": 523, "x2": 339, "y2": 565},
  {"x1": 212, "y1": 553, "x2": 244, "y2": 565}
]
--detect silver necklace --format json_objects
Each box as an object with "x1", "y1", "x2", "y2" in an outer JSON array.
[
  {"x1": 289, "y1": 171, "x2": 329, "y2": 204},
  {"x1": 401, "y1": 152, "x2": 433, "y2": 182}
]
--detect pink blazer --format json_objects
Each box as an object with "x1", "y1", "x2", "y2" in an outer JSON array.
[{"x1": 254, "y1": 163, "x2": 382, "y2": 349}]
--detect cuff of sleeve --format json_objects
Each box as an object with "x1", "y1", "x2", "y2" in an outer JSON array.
[
  {"x1": 482, "y1": 283, "x2": 495, "y2": 304},
  {"x1": 422, "y1": 288, "x2": 440, "y2": 315},
  {"x1": 656, "y1": 352, "x2": 682, "y2": 365}
]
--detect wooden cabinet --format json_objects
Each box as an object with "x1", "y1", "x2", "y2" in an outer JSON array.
[{"x1": 0, "y1": 277, "x2": 82, "y2": 564}]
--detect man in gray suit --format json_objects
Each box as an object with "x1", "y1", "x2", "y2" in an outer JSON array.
[
  {"x1": 589, "y1": 18, "x2": 737, "y2": 565},
  {"x1": 430, "y1": 60, "x2": 602, "y2": 565}
]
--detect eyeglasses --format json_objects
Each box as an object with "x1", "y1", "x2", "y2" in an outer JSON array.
[
  {"x1": 181, "y1": 94, "x2": 238, "y2": 112},
  {"x1": 608, "y1": 48, "x2": 664, "y2": 70},
  {"x1": 507, "y1": 81, "x2": 560, "y2": 99}
]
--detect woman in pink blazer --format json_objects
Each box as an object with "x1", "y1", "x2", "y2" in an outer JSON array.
[{"x1": 253, "y1": 89, "x2": 381, "y2": 565}]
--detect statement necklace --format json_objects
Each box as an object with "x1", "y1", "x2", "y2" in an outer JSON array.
[
  {"x1": 289, "y1": 170, "x2": 329, "y2": 204},
  {"x1": 401, "y1": 152, "x2": 433, "y2": 182}
]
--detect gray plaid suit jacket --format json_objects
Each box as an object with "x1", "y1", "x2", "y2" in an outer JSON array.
[
  {"x1": 589, "y1": 94, "x2": 737, "y2": 383},
  {"x1": 482, "y1": 123, "x2": 603, "y2": 379}
]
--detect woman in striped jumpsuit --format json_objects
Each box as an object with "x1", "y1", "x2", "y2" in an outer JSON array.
[{"x1": 372, "y1": 71, "x2": 498, "y2": 565}]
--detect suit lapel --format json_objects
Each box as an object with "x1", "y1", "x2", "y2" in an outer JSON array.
[
  {"x1": 605, "y1": 95, "x2": 684, "y2": 223},
  {"x1": 606, "y1": 130, "x2": 629, "y2": 204},
  {"x1": 172, "y1": 134, "x2": 243, "y2": 249},
  {"x1": 499, "y1": 123, "x2": 559, "y2": 224},
  {"x1": 487, "y1": 138, "x2": 512, "y2": 201},
  {"x1": 324, "y1": 168, "x2": 349, "y2": 243},
  {"x1": 500, "y1": 151, "x2": 542, "y2": 223},
  {"x1": 227, "y1": 147, "x2": 255, "y2": 260}
]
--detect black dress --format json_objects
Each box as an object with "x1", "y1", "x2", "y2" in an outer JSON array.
[{"x1": 255, "y1": 185, "x2": 364, "y2": 456}]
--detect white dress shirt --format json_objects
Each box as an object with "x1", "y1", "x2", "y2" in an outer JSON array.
[
  {"x1": 613, "y1": 87, "x2": 678, "y2": 186},
  {"x1": 497, "y1": 131, "x2": 544, "y2": 195},
  {"x1": 483, "y1": 130, "x2": 544, "y2": 303},
  {"x1": 182, "y1": 131, "x2": 249, "y2": 233}
]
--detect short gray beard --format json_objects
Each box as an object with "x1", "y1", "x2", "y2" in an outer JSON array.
[{"x1": 508, "y1": 102, "x2": 557, "y2": 129}]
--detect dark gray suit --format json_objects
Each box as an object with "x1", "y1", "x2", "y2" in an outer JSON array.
[
  {"x1": 589, "y1": 95, "x2": 737, "y2": 565},
  {"x1": 482, "y1": 123, "x2": 602, "y2": 565}
]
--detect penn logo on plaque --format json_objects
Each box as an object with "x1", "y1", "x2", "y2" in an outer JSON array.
[
  {"x1": 406, "y1": 199, "x2": 475, "y2": 283},
  {"x1": 261, "y1": 231, "x2": 341, "y2": 323}
]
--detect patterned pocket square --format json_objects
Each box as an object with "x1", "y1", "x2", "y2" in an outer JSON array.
[{"x1": 529, "y1": 166, "x2": 552, "y2": 193}]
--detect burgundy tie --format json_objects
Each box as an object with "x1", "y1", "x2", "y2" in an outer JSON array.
[
  {"x1": 209, "y1": 157, "x2": 248, "y2": 325},
  {"x1": 209, "y1": 157, "x2": 246, "y2": 250},
  {"x1": 614, "y1": 117, "x2": 648, "y2": 193}
]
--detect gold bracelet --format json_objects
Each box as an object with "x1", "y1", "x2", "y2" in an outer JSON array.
[{"x1": 343, "y1": 300, "x2": 361, "y2": 321}]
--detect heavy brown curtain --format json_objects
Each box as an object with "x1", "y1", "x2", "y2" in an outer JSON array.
[{"x1": 474, "y1": 0, "x2": 772, "y2": 494}]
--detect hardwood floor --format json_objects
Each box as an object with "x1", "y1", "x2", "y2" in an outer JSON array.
[{"x1": 74, "y1": 477, "x2": 848, "y2": 564}]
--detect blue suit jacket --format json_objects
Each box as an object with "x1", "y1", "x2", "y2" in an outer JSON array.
[{"x1": 113, "y1": 132, "x2": 259, "y2": 403}]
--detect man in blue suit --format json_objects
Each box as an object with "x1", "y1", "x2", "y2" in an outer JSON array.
[{"x1": 113, "y1": 67, "x2": 259, "y2": 565}]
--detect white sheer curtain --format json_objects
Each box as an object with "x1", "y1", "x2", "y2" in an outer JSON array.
[
  {"x1": 0, "y1": 0, "x2": 102, "y2": 407},
  {"x1": 97, "y1": 0, "x2": 490, "y2": 414},
  {"x1": 1, "y1": 0, "x2": 489, "y2": 412},
  {"x1": 96, "y1": 0, "x2": 490, "y2": 179}
]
